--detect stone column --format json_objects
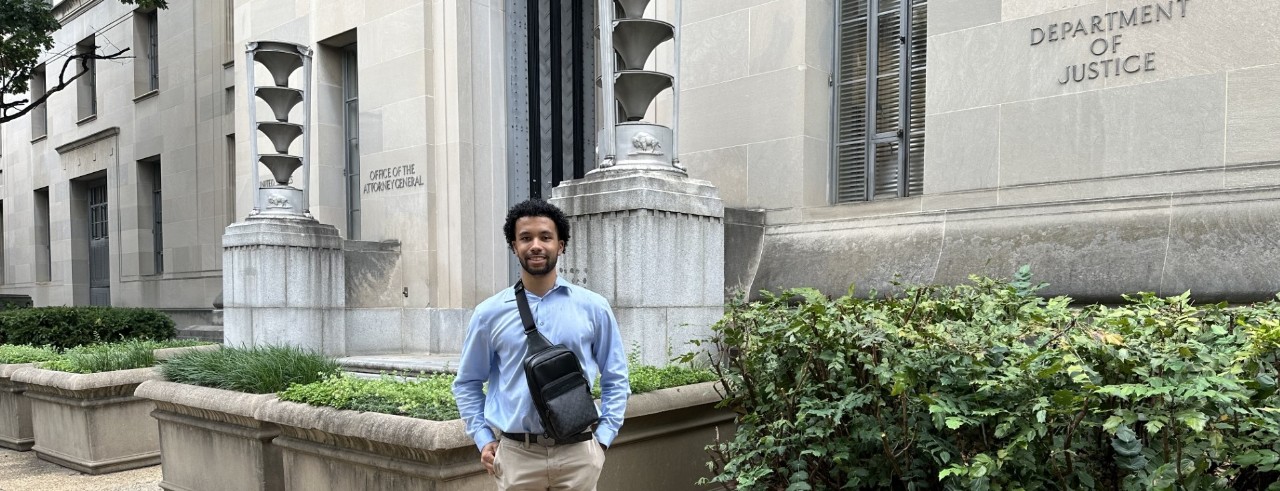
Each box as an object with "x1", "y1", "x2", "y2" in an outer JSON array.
[
  {"x1": 550, "y1": 171, "x2": 723, "y2": 366},
  {"x1": 222, "y1": 216, "x2": 346, "y2": 355}
]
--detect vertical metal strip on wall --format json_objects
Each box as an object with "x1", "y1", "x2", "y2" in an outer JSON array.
[
  {"x1": 507, "y1": 0, "x2": 532, "y2": 207},
  {"x1": 507, "y1": 0, "x2": 596, "y2": 203},
  {"x1": 537, "y1": 0, "x2": 554, "y2": 198}
]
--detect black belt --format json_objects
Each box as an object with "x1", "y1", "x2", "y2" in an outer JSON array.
[{"x1": 501, "y1": 431, "x2": 592, "y2": 446}]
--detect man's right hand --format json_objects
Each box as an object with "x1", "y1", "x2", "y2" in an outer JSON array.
[{"x1": 481, "y1": 441, "x2": 499, "y2": 475}]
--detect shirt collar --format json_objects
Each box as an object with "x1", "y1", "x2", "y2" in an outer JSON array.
[{"x1": 516, "y1": 276, "x2": 571, "y2": 300}]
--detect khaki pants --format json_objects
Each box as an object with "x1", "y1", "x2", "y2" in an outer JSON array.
[{"x1": 492, "y1": 436, "x2": 606, "y2": 490}]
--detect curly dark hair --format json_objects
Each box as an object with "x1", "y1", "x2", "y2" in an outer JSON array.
[{"x1": 503, "y1": 199, "x2": 571, "y2": 247}]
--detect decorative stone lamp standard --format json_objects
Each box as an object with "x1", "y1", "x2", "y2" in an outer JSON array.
[
  {"x1": 222, "y1": 41, "x2": 346, "y2": 356},
  {"x1": 550, "y1": 0, "x2": 725, "y2": 367}
]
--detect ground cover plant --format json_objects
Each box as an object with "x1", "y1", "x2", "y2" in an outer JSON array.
[
  {"x1": 278, "y1": 362, "x2": 718, "y2": 421},
  {"x1": 161, "y1": 345, "x2": 338, "y2": 393},
  {"x1": 0, "y1": 344, "x2": 59, "y2": 364},
  {"x1": 0, "y1": 306, "x2": 175, "y2": 349},
  {"x1": 40, "y1": 339, "x2": 159, "y2": 373},
  {"x1": 34, "y1": 339, "x2": 206, "y2": 373},
  {"x1": 694, "y1": 268, "x2": 1280, "y2": 490}
]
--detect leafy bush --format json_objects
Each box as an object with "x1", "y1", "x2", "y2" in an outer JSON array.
[
  {"x1": 40, "y1": 340, "x2": 159, "y2": 373},
  {"x1": 279, "y1": 373, "x2": 460, "y2": 420},
  {"x1": 0, "y1": 344, "x2": 60, "y2": 364},
  {"x1": 695, "y1": 268, "x2": 1280, "y2": 490},
  {"x1": 161, "y1": 345, "x2": 338, "y2": 394},
  {"x1": 0, "y1": 307, "x2": 175, "y2": 349}
]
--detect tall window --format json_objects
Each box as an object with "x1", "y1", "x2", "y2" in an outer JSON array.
[
  {"x1": 76, "y1": 37, "x2": 97, "y2": 120},
  {"x1": 134, "y1": 9, "x2": 159, "y2": 94},
  {"x1": 31, "y1": 65, "x2": 47, "y2": 138},
  {"x1": 342, "y1": 43, "x2": 361, "y2": 240},
  {"x1": 223, "y1": 0, "x2": 234, "y2": 63},
  {"x1": 34, "y1": 187, "x2": 51, "y2": 282},
  {"x1": 138, "y1": 158, "x2": 163, "y2": 274},
  {"x1": 152, "y1": 165, "x2": 163, "y2": 274},
  {"x1": 833, "y1": 0, "x2": 926, "y2": 203}
]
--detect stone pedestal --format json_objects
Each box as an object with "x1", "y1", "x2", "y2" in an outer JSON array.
[
  {"x1": 550, "y1": 171, "x2": 724, "y2": 366},
  {"x1": 222, "y1": 216, "x2": 346, "y2": 355}
]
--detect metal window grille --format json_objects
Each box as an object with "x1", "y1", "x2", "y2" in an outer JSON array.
[
  {"x1": 147, "y1": 11, "x2": 159, "y2": 91},
  {"x1": 832, "y1": 0, "x2": 927, "y2": 203},
  {"x1": 152, "y1": 164, "x2": 163, "y2": 274}
]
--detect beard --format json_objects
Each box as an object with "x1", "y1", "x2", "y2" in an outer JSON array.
[{"x1": 518, "y1": 253, "x2": 558, "y2": 276}]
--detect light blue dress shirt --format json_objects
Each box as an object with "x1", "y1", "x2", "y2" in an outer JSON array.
[{"x1": 452, "y1": 277, "x2": 630, "y2": 451}]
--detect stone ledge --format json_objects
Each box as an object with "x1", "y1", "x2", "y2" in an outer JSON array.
[
  {"x1": 624, "y1": 381, "x2": 724, "y2": 419},
  {"x1": 135, "y1": 380, "x2": 274, "y2": 420},
  {"x1": 255, "y1": 398, "x2": 471, "y2": 452},
  {"x1": 0, "y1": 363, "x2": 35, "y2": 380},
  {"x1": 223, "y1": 219, "x2": 344, "y2": 249},
  {"x1": 11, "y1": 367, "x2": 161, "y2": 395},
  {"x1": 552, "y1": 171, "x2": 724, "y2": 218}
]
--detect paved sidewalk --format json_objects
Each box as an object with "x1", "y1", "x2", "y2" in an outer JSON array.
[{"x1": 0, "y1": 447, "x2": 159, "y2": 491}]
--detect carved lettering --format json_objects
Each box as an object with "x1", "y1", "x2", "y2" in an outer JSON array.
[
  {"x1": 362, "y1": 164, "x2": 425, "y2": 194},
  {"x1": 1032, "y1": 1, "x2": 1186, "y2": 85}
]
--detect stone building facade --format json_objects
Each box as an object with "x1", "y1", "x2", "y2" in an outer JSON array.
[{"x1": 2, "y1": 0, "x2": 1278, "y2": 343}]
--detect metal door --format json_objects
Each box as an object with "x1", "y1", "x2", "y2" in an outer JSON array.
[{"x1": 88, "y1": 181, "x2": 110, "y2": 306}]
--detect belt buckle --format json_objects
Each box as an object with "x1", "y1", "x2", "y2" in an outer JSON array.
[{"x1": 541, "y1": 435, "x2": 557, "y2": 446}]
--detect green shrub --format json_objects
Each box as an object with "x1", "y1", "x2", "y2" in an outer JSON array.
[
  {"x1": 0, "y1": 344, "x2": 60, "y2": 364},
  {"x1": 696, "y1": 269, "x2": 1280, "y2": 490},
  {"x1": 161, "y1": 345, "x2": 338, "y2": 394},
  {"x1": 278, "y1": 373, "x2": 460, "y2": 420},
  {"x1": 0, "y1": 307, "x2": 175, "y2": 349},
  {"x1": 40, "y1": 340, "x2": 158, "y2": 374}
]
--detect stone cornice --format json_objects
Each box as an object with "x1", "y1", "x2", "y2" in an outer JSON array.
[
  {"x1": 51, "y1": 0, "x2": 106, "y2": 25},
  {"x1": 54, "y1": 126, "x2": 119, "y2": 155}
]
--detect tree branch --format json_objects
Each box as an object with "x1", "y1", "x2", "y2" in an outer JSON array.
[{"x1": 0, "y1": 47, "x2": 131, "y2": 125}]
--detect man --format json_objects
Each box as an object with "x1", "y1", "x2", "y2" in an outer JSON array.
[{"x1": 452, "y1": 199, "x2": 630, "y2": 490}]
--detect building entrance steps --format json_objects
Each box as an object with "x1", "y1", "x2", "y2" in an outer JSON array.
[{"x1": 338, "y1": 353, "x2": 461, "y2": 375}]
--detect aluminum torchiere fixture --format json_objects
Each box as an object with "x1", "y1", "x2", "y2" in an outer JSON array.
[
  {"x1": 245, "y1": 41, "x2": 312, "y2": 217},
  {"x1": 594, "y1": 0, "x2": 685, "y2": 174}
]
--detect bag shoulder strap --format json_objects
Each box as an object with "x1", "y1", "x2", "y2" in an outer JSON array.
[{"x1": 514, "y1": 280, "x2": 553, "y2": 351}]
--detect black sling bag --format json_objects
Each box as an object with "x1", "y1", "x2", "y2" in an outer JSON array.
[{"x1": 514, "y1": 280, "x2": 597, "y2": 441}]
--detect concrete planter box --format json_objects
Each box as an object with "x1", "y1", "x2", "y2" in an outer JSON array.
[
  {"x1": 254, "y1": 381, "x2": 733, "y2": 491},
  {"x1": 0, "y1": 344, "x2": 215, "y2": 455},
  {"x1": 0, "y1": 363, "x2": 36, "y2": 451},
  {"x1": 10, "y1": 366, "x2": 163, "y2": 474},
  {"x1": 135, "y1": 380, "x2": 282, "y2": 491},
  {"x1": 598, "y1": 382, "x2": 736, "y2": 490}
]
